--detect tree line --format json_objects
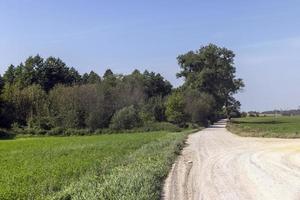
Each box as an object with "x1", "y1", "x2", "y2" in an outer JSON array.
[{"x1": 0, "y1": 44, "x2": 244, "y2": 135}]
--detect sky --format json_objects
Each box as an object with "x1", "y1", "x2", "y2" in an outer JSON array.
[{"x1": 0, "y1": 0, "x2": 300, "y2": 112}]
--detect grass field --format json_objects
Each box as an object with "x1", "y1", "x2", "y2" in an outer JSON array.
[
  {"x1": 228, "y1": 116, "x2": 300, "y2": 138},
  {"x1": 0, "y1": 130, "x2": 195, "y2": 200}
]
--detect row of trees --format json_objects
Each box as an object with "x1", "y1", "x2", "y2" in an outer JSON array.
[{"x1": 0, "y1": 44, "x2": 244, "y2": 134}]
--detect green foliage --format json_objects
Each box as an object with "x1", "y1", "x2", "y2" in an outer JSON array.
[
  {"x1": 37, "y1": 57, "x2": 80, "y2": 91},
  {"x1": 64, "y1": 128, "x2": 92, "y2": 136},
  {"x1": 110, "y1": 106, "x2": 142, "y2": 130},
  {"x1": 28, "y1": 117, "x2": 54, "y2": 130},
  {"x1": 1, "y1": 84, "x2": 26, "y2": 125},
  {"x1": 0, "y1": 75, "x2": 4, "y2": 93},
  {"x1": 143, "y1": 70, "x2": 172, "y2": 98},
  {"x1": 48, "y1": 127, "x2": 65, "y2": 136},
  {"x1": 2, "y1": 55, "x2": 81, "y2": 91},
  {"x1": 137, "y1": 122, "x2": 182, "y2": 132},
  {"x1": 0, "y1": 130, "x2": 193, "y2": 199},
  {"x1": 0, "y1": 48, "x2": 244, "y2": 133},
  {"x1": 229, "y1": 116, "x2": 300, "y2": 138},
  {"x1": 0, "y1": 130, "x2": 15, "y2": 139},
  {"x1": 0, "y1": 55, "x2": 176, "y2": 131},
  {"x1": 3, "y1": 65, "x2": 16, "y2": 85},
  {"x1": 184, "y1": 89, "x2": 215, "y2": 126},
  {"x1": 140, "y1": 96, "x2": 166, "y2": 122},
  {"x1": 48, "y1": 84, "x2": 94, "y2": 129},
  {"x1": 116, "y1": 71, "x2": 145, "y2": 108},
  {"x1": 241, "y1": 112, "x2": 248, "y2": 118},
  {"x1": 21, "y1": 128, "x2": 47, "y2": 135},
  {"x1": 1, "y1": 84, "x2": 48, "y2": 126},
  {"x1": 177, "y1": 44, "x2": 244, "y2": 117},
  {"x1": 103, "y1": 69, "x2": 114, "y2": 78},
  {"x1": 82, "y1": 71, "x2": 101, "y2": 84},
  {"x1": 0, "y1": 100, "x2": 14, "y2": 128},
  {"x1": 166, "y1": 91, "x2": 187, "y2": 126},
  {"x1": 103, "y1": 69, "x2": 117, "y2": 86}
]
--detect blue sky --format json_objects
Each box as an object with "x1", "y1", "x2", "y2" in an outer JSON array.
[{"x1": 1, "y1": 0, "x2": 300, "y2": 111}]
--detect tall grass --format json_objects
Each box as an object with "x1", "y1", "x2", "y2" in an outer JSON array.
[{"x1": 0, "y1": 130, "x2": 195, "y2": 199}]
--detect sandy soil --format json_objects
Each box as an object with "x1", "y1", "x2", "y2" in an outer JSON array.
[{"x1": 163, "y1": 120, "x2": 300, "y2": 200}]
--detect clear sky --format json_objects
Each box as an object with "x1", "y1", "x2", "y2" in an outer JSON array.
[{"x1": 1, "y1": 0, "x2": 300, "y2": 111}]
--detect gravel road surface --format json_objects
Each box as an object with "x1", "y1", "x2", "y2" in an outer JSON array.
[{"x1": 163, "y1": 120, "x2": 300, "y2": 200}]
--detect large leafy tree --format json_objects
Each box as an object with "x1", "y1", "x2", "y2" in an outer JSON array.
[{"x1": 177, "y1": 44, "x2": 244, "y2": 118}]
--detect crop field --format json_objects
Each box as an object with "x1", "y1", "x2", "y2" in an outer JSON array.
[
  {"x1": 228, "y1": 116, "x2": 300, "y2": 138},
  {"x1": 0, "y1": 130, "x2": 193, "y2": 200}
]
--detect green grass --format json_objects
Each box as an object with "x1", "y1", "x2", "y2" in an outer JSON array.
[
  {"x1": 0, "y1": 130, "x2": 195, "y2": 200},
  {"x1": 228, "y1": 116, "x2": 300, "y2": 138}
]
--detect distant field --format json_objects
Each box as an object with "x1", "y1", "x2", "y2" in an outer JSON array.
[
  {"x1": 0, "y1": 131, "x2": 194, "y2": 200},
  {"x1": 228, "y1": 116, "x2": 300, "y2": 138}
]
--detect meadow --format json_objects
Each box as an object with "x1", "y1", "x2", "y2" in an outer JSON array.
[
  {"x1": 0, "y1": 130, "x2": 195, "y2": 200},
  {"x1": 228, "y1": 116, "x2": 300, "y2": 138}
]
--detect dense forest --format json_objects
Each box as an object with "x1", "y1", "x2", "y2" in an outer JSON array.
[{"x1": 0, "y1": 44, "x2": 244, "y2": 136}]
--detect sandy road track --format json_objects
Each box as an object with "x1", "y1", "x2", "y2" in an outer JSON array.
[{"x1": 163, "y1": 120, "x2": 300, "y2": 200}]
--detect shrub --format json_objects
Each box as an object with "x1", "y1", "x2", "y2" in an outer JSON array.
[
  {"x1": 28, "y1": 117, "x2": 54, "y2": 130},
  {"x1": 183, "y1": 90, "x2": 215, "y2": 126},
  {"x1": 137, "y1": 122, "x2": 182, "y2": 132},
  {"x1": 139, "y1": 96, "x2": 167, "y2": 123},
  {"x1": 22, "y1": 128, "x2": 47, "y2": 135},
  {"x1": 165, "y1": 91, "x2": 187, "y2": 127},
  {"x1": 11, "y1": 122, "x2": 23, "y2": 134},
  {"x1": 85, "y1": 110, "x2": 110, "y2": 131},
  {"x1": 241, "y1": 112, "x2": 247, "y2": 118},
  {"x1": 48, "y1": 127, "x2": 65, "y2": 136},
  {"x1": 0, "y1": 130, "x2": 15, "y2": 139},
  {"x1": 64, "y1": 128, "x2": 92, "y2": 136},
  {"x1": 95, "y1": 122, "x2": 182, "y2": 134},
  {"x1": 186, "y1": 122, "x2": 200, "y2": 129},
  {"x1": 110, "y1": 106, "x2": 141, "y2": 130}
]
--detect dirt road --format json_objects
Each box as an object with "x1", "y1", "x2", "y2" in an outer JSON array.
[{"x1": 163, "y1": 120, "x2": 300, "y2": 200}]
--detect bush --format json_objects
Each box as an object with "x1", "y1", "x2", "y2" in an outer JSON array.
[
  {"x1": 110, "y1": 106, "x2": 142, "y2": 130},
  {"x1": 241, "y1": 112, "x2": 247, "y2": 118},
  {"x1": 186, "y1": 123, "x2": 200, "y2": 129},
  {"x1": 165, "y1": 91, "x2": 187, "y2": 127},
  {"x1": 85, "y1": 110, "x2": 110, "y2": 131},
  {"x1": 48, "y1": 127, "x2": 65, "y2": 136},
  {"x1": 11, "y1": 122, "x2": 23, "y2": 134},
  {"x1": 22, "y1": 128, "x2": 47, "y2": 135},
  {"x1": 137, "y1": 122, "x2": 182, "y2": 132},
  {"x1": 0, "y1": 130, "x2": 15, "y2": 139},
  {"x1": 139, "y1": 96, "x2": 166, "y2": 123},
  {"x1": 183, "y1": 90, "x2": 215, "y2": 126},
  {"x1": 28, "y1": 117, "x2": 54, "y2": 130},
  {"x1": 94, "y1": 122, "x2": 182, "y2": 134},
  {"x1": 64, "y1": 128, "x2": 92, "y2": 136}
]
